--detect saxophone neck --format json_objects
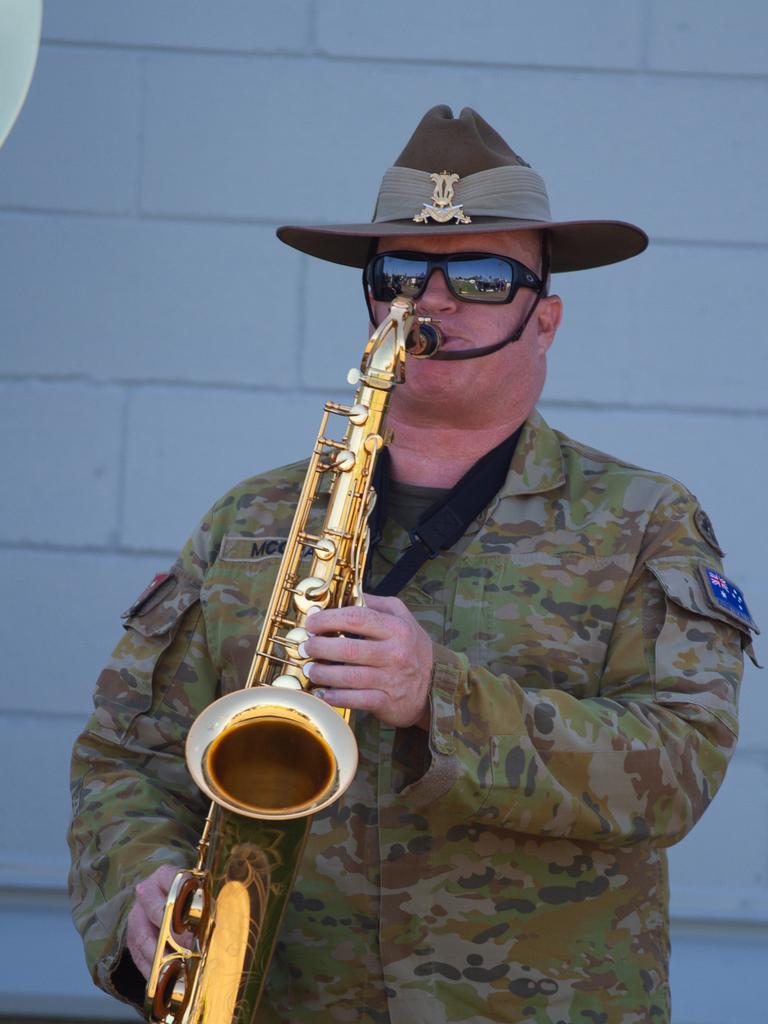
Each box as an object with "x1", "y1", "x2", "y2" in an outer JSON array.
[{"x1": 360, "y1": 296, "x2": 441, "y2": 385}]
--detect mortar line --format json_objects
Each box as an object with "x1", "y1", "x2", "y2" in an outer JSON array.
[
  {"x1": 1, "y1": 205, "x2": 766, "y2": 253},
  {"x1": 38, "y1": 39, "x2": 768, "y2": 84},
  {"x1": 0, "y1": 375, "x2": 765, "y2": 417},
  {"x1": 135, "y1": 52, "x2": 148, "y2": 215},
  {"x1": 639, "y1": 0, "x2": 654, "y2": 72},
  {"x1": 114, "y1": 386, "x2": 130, "y2": 547}
]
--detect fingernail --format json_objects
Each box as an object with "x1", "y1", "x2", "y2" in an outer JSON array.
[
  {"x1": 298, "y1": 641, "x2": 308, "y2": 658},
  {"x1": 313, "y1": 687, "x2": 326, "y2": 700},
  {"x1": 306, "y1": 605, "x2": 320, "y2": 617},
  {"x1": 303, "y1": 661, "x2": 315, "y2": 680}
]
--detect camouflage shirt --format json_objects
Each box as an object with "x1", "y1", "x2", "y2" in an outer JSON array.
[{"x1": 68, "y1": 410, "x2": 757, "y2": 1024}]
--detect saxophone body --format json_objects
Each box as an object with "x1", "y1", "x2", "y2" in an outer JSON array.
[{"x1": 145, "y1": 298, "x2": 441, "y2": 1024}]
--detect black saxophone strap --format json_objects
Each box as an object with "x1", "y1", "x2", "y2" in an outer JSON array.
[{"x1": 367, "y1": 426, "x2": 522, "y2": 597}]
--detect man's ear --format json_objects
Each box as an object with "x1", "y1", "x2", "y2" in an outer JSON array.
[{"x1": 536, "y1": 295, "x2": 563, "y2": 354}]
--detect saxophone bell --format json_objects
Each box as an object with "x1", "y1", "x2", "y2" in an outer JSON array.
[{"x1": 186, "y1": 686, "x2": 358, "y2": 821}]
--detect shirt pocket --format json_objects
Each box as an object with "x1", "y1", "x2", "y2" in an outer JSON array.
[
  {"x1": 91, "y1": 569, "x2": 201, "y2": 740},
  {"x1": 645, "y1": 556, "x2": 757, "y2": 730},
  {"x1": 646, "y1": 556, "x2": 759, "y2": 642},
  {"x1": 453, "y1": 551, "x2": 632, "y2": 699},
  {"x1": 200, "y1": 534, "x2": 301, "y2": 692}
]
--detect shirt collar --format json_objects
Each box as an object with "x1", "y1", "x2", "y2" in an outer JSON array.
[{"x1": 497, "y1": 408, "x2": 566, "y2": 500}]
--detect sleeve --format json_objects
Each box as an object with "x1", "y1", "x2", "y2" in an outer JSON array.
[
  {"x1": 400, "y1": 490, "x2": 757, "y2": 848},
  {"x1": 67, "y1": 525, "x2": 218, "y2": 1007}
]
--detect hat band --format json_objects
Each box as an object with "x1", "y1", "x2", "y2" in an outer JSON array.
[{"x1": 372, "y1": 165, "x2": 552, "y2": 224}]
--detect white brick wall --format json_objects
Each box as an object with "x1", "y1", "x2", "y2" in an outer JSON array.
[
  {"x1": 0, "y1": 47, "x2": 141, "y2": 211},
  {"x1": 0, "y1": 214, "x2": 305, "y2": 384},
  {"x1": 315, "y1": 1, "x2": 647, "y2": 68},
  {"x1": 0, "y1": 383, "x2": 122, "y2": 546},
  {"x1": 122, "y1": 386, "x2": 335, "y2": 551},
  {"x1": 648, "y1": 0, "x2": 768, "y2": 74},
  {"x1": 1, "y1": 2, "x2": 765, "y2": 1020}
]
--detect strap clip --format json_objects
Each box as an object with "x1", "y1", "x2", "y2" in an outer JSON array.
[{"x1": 409, "y1": 527, "x2": 441, "y2": 559}]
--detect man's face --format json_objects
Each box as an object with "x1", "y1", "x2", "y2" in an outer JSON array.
[{"x1": 370, "y1": 229, "x2": 562, "y2": 430}]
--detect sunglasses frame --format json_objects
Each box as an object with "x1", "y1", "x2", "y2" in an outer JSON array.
[{"x1": 363, "y1": 250, "x2": 543, "y2": 322}]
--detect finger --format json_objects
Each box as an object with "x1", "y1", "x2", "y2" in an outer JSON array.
[
  {"x1": 301, "y1": 634, "x2": 388, "y2": 667},
  {"x1": 129, "y1": 943, "x2": 153, "y2": 981},
  {"x1": 127, "y1": 903, "x2": 158, "y2": 980},
  {"x1": 135, "y1": 867, "x2": 177, "y2": 928},
  {"x1": 136, "y1": 863, "x2": 178, "y2": 903},
  {"x1": 155, "y1": 863, "x2": 182, "y2": 888},
  {"x1": 313, "y1": 687, "x2": 386, "y2": 712},
  {"x1": 136, "y1": 887, "x2": 169, "y2": 931},
  {"x1": 360, "y1": 593, "x2": 408, "y2": 617},
  {"x1": 305, "y1": 604, "x2": 395, "y2": 640},
  {"x1": 137, "y1": 932, "x2": 161, "y2": 979},
  {"x1": 308, "y1": 661, "x2": 388, "y2": 690}
]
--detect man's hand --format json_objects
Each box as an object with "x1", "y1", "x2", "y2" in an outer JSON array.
[
  {"x1": 300, "y1": 593, "x2": 433, "y2": 730},
  {"x1": 126, "y1": 864, "x2": 180, "y2": 979}
]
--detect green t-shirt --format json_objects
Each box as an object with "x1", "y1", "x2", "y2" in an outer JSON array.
[{"x1": 368, "y1": 479, "x2": 450, "y2": 591}]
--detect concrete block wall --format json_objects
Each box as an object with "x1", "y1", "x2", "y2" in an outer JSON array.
[{"x1": 0, "y1": 3, "x2": 766, "y2": 1021}]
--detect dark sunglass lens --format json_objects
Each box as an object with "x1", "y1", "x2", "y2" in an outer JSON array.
[
  {"x1": 447, "y1": 257, "x2": 512, "y2": 302},
  {"x1": 372, "y1": 256, "x2": 427, "y2": 301}
]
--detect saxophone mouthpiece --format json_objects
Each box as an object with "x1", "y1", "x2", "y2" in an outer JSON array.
[{"x1": 407, "y1": 318, "x2": 442, "y2": 359}]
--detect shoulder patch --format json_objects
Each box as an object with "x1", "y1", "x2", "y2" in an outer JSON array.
[
  {"x1": 694, "y1": 508, "x2": 725, "y2": 556},
  {"x1": 122, "y1": 572, "x2": 174, "y2": 619},
  {"x1": 699, "y1": 565, "x2": 759, "y2": 633}
]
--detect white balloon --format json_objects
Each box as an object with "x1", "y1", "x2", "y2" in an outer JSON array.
[{"x1": 0, "y1": 0, "x2": 43, "y2": 150}]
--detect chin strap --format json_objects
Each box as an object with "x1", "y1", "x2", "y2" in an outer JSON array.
[{"x1": 429, "y1": 240, "x2": 551, "y2": 361}]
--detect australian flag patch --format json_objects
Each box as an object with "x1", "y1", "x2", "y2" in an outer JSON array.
[{"x1": 700, "y1": 565, "x2": 759, "y2": 633}]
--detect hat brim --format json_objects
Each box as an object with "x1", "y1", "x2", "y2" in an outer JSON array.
[{"x1": 276, "y1": 217, "x2": 648, "y2": 273}]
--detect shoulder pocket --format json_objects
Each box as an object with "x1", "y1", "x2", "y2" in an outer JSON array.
[
  {"x1": 646, "y1": 556, "x2": 760, "y2": 667},
  {"x1": 91, "y1": 569, "x2": 202, "y2": 739}
]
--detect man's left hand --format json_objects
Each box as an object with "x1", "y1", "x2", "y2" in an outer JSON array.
[{"x1": 300, "y1": 593, "x2": 433, "y2": 730}]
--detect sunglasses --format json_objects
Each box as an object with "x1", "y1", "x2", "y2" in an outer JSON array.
[{"x1": 364, "y1": 250, "x2": 543, "y2": 306}]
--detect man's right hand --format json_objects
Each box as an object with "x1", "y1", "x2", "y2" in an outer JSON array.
[{"x1": 126, "y1": 864, "x2": 179, "y2": 979}]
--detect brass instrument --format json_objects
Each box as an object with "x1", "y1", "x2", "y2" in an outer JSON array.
[
  {"x1": 145, "y1": 297, "x2": 441, "y2": 1024},
  {"x1": 0, "y1": 0, "x2": 42, "y2": 150}
]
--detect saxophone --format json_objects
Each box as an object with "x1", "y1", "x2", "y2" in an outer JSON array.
[{"x1": 145, "y1": 297, "x2": 441, "y2": 1024}]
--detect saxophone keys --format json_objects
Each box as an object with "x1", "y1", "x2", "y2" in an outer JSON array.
[
  {"x1": 364, "y1": 432, "x2": 386, "y2": 454},
  {"x1": 171, "y1": 872, "x2": 209, "y2": 936},
  {"x1": 294, "y1": 576, "x2": 331, "y2": 614},
  {"x1": 332, "y1": 449, "x2": 356, "y2": 473},
  {"x1": 152, "y1": 957, "x2": 191, "y2": 1020},
  {"x1": 272, "y1": 673, "x2": 304, "y2": 690},
  {"x1": 314, "y1": 538, "x2": 336, "y2": 561},
  {"x1": 283, "y1": 626, "x2": 311, "y2": 648},
  {"x1": 348, "y1": 403, "x2": 369, "y2": 426}
]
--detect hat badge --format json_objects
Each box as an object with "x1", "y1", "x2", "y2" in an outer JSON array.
[{"x1": 413, "y1": 171, "x2": 472, "y2": 225}]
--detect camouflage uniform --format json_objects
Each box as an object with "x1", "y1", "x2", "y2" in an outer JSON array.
[{"x1": 68, "y1": 410, "x2": 757, "y2": 1024}]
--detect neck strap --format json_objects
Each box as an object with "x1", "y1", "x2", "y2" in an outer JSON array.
[{"x1": 366, "y1": 426, "x2": 522, "y2": 597}]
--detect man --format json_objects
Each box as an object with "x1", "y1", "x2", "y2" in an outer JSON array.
[{"x1": 69, "y1": 106, "x2": 758, "y2": 1023}]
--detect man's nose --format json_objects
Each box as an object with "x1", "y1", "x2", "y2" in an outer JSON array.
[{"x1": 416, "y1": 268, "x2": 459, "y2": 311}]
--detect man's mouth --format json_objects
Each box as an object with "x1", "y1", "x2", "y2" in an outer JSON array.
[{"x1": 437, "y1": 333, "x2": 471, "y2": 351}]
